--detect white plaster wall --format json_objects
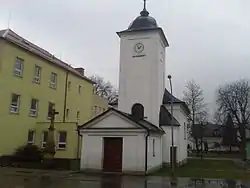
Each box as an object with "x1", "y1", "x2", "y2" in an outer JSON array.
[
  {"x1": 162, "y1": 104, "x2": 188, "y2": 163},
  {"x1": 81, "y1": 134, "x2": 102, "y2": 170},
  {"x1": 162, "y1": 127, "x2": 180, "y2": 163},
  {"x1": 88, "y1": 113, "x2": 137, "y2": 129},
  {"x1": 147, "y1": 134, "x2": 162, "y2": 170},
  {"x1": 80, "y1": 131, "x2": 146, "y2": 172},
  {"x1": 117, "y1": 31, "x2": 166, "y2": 126}
]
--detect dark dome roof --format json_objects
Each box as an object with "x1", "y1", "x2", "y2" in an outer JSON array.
[{"x1": 128, "y1": 9, "x2": 158, "y2": 30}]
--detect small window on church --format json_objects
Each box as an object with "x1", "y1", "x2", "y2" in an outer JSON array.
[
  {"x1": 184, "y1": 123, "x2": 187, "y2": 140},
  {"x1": 153, "y1": 139, "x2": 155, "y2": 157}
]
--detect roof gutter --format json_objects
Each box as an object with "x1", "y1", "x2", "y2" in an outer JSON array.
[
  {"x1": 76, "y1": 125, "x2": 82, "y2": 160},
  {"x1": 63, "y1": 70, "x2": 69, "y2": 122}
]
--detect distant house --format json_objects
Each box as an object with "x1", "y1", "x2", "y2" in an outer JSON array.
[
  {"x1": 245, "y1": 124, "x2": 250, "y2": 160},
  {"x1": 189, "y1": 123, "x2": 223, "y2": 150},
  {"x1": 190, "y1": 122, "x2": 240, "y2": 151}
]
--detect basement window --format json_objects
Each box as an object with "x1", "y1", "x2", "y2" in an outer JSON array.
[
  {"x1": 27, "y1": 130, "x2": 35, "y2": 145},
  {"x1": 41, "y1": 131, "x2": 48, "y2": 148},
  {"x1": 57, "y1": 131, "x2": 67, "y2": 149}
]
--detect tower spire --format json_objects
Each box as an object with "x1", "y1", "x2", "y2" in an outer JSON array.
[{"x1": 140, "y1": 0, "x2": 149, "y2": 16}]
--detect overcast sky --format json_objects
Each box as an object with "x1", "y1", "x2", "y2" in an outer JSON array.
[{"x1": 1, "y1": 0, "x2": 250, "y2": 118}]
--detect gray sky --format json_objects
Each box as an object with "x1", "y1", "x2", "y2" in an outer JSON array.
[{"x1": 1, "y1": 0, "x2": 250, "y2": 118}]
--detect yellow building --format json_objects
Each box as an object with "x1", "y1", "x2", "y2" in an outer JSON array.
[{"x1": 0, "y1": 29, "x2": 108, "y2": 167}]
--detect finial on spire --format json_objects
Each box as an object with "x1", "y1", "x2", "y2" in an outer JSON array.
[
  {"x1": 143, "y1": 0, "x2": 146, "y2": 10},
  {"x1": 140, "y1": 0, "x2": 149, "y2": 16}
]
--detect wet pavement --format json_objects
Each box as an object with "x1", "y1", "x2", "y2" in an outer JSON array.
[{"x1": 0, "y1": 173, "x2": 249, "y2": 188}]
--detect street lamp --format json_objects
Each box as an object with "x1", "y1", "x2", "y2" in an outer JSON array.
[{"x1": 168, "y1": 75, "x2": 177, "y2": 185}]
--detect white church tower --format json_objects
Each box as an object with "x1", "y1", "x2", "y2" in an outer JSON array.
[{"x1": 117, "y1": 1, "x2": 169, "y2": 126}]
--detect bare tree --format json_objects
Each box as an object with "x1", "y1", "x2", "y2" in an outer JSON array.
[
  {"x1": 90, "y1": 75, "x2": 118, "y2": 103},
  {"x1": 213, "y1": 110, "x2": 227, "y2": 125},
  {"x1": 216, "y1": 79, "x2": 250, "y2": 156},
  {"x1": 183, "y1": 80, "x2": 208, "y2": 153}
]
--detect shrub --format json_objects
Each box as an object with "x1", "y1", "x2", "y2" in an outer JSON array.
[{"x1": 13, "y1": 144, "x2": 44, "y2": 162}]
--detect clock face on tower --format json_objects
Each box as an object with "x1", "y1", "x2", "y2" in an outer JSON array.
[{"x1": 134, "y1": 42, "x2": 144, "y2": 54}]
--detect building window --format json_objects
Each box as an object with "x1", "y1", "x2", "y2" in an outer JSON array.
[
  {"x1": 14, "y1": 57, "x2": 24, "y2": 77},
  {"x1": 41, "y1": 131, "x2": 48, "y2": 148},
  {"x1": 27, "y1": 130, "x2": 35, "y2": 145},
  {"x1": 68, "y1": 81, "x2": 71, "y2": 91},
  {"x1": 10, "y1": 93, "x2": 20, "y2": 113},
  {"x1": 66, "y1": 108, "x2": 69, "y2": 119},
  {"x1": 57, "y1": 131, "x2": 67, "y2": 149},
  {"x1": 49, "y1": 72, "x2": 57, "y2": 89},
  {"x1": 78, "y1": 85, "x2": 82, "y2": 94},
  {"x1": 184, "y1": 122, "x2": 187, "y2": 140},
  {"x1": 153, "y1": 139, "x2": 155, "y2": 157},
  {"x1": 33, "y1": 65, "x2": 41, "y2": 84},
  {"x1": 76, "y1": 111, "x2": 80, "y2": 120},
  {"x1": 48, "y1": 102, "x2": 55, "y2": 118},
  {"x1": 30, "y1": 99, "x2": 38, "y2": 117}
]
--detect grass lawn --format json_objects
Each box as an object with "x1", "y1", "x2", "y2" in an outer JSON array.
[
  {"x1": 154, "y1": 159, "x2": 250, "y2": 180},
  {"x1": 188, "y1": 152, "x2": 242, "y2": 158}
]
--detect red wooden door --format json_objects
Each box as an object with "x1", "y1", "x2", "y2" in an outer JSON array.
[{"x1": 103, "y1": 137, "x2": 123, "y2": 172}]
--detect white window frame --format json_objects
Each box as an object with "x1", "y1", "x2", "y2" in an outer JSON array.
[
  {"x1": 30, "y1": 99, "x2": 38, "y2": 117},
  {"x1": 33, "y1": 65, "x2": 41, "y2": 84},
  {"x1": 10, "y1": 93, "x2": 20, "y2": 113},
  {"x1": 57, "y1": 131, "x2": 67, "y2": 150},
  {"x1": 49, "y1": 72, "x2": 57, "y2": 89},
  {"x1": 27, "y1": 130, "x2": 35, "y2": 144},
  {"x1": 41, "y1": 131, "x2": 48, "y2": 148},
  {"x1": 14, "y1": 57, "x2": 24, "y2": 77}
]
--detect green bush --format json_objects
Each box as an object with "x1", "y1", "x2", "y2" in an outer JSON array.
[{"x1": 13, "y1": 144, "x2": 44, "y2": 162}]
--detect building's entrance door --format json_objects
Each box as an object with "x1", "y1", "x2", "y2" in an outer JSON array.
[{"x1": 103, "y1": 137, "x2": 123, "y2": 172}]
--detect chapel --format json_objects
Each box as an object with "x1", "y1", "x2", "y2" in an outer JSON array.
[{"x1": 79, "y1": 1, "x2": 189, "y2": 174}]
